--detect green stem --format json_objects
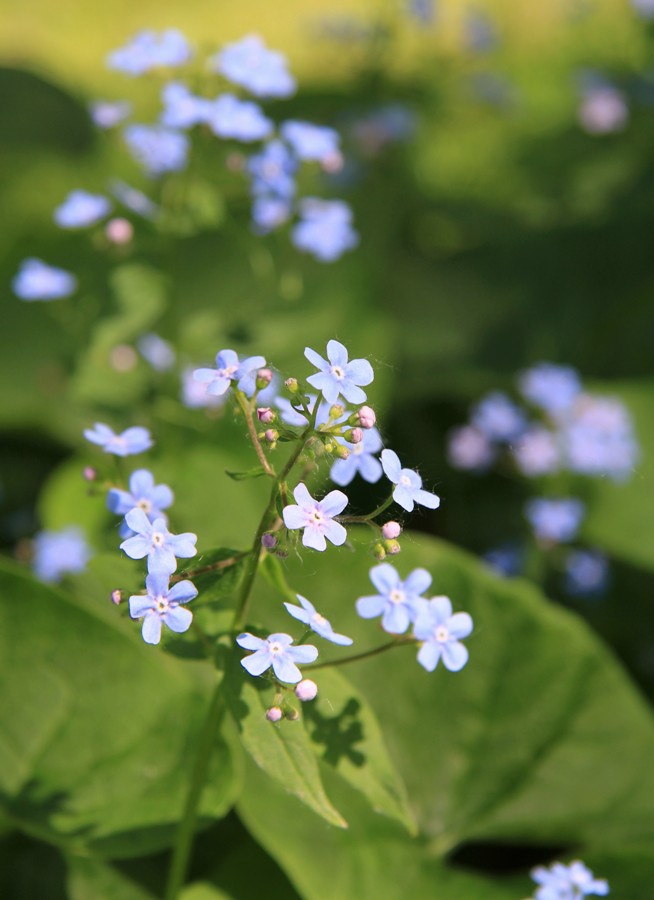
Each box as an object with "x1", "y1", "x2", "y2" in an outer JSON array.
[
  {"x1": 234, "y1": 389, "x2": 276, "y2": 477},
  {"x1": 172, "y1": 551, "x2": 250, "y2": 582},
  {"x1": 312, "y1": 638, "x2": 415, "y2": 669},
  {"x1": 164, "y1": 676, "x2": 226, "y2": 900},
  {"x1": 339, "y1": 494, "x2": 394, "y2": 523}
]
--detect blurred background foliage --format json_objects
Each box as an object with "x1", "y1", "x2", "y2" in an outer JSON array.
[{"x1": 2, "y1": 0, "x2": 654, "y2": 896}]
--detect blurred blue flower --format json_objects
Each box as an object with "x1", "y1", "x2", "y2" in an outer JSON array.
[
  {"x1": 137, "y1": 333, "x2": 176, "y2": 372},
  {"x1": 356, "y1": 563, "x2": 431, "y2": 634},
  {"x1": 282, "y1": 482, "x2": 348, "y2": 551},
  {"x1": 129, "y1": 572, "x2": 197, "y2": 644},
  {"x1": 518, "y1": 362, "x2": 582, "y2": 417},
  {"x1": 632, "y1": 0, "x2": 654, "y2": 18},
  {"x1": 236, "y1": 632, "x2": 318, "y2": 683},
  {"x1": 54, "y1": 190, "x2": 111, "y2": 229},
  {"x1": 13, "y1": 258, "x2": 77, "y2": 301},
  {"x1": 291, "y1": 198, "x2": 359, "y2": 262},
  {"x1": 180, "y1": 367, "x2": 227, "y2": 409},
  {"x1": 464, "y1": 9, "x2": 498, "y2": 52},
  {"x1": 413, "y1": 596, "x2": 473, "y2": 671},
  {"x1": 248, "y1": 140, "x2": 298, "y2": 199},
  {"x1": 84, "y1": 423, "x2": 153, "y2": 456},
  {"x1": 90, "y1": 100, "x2": 132, "y2": 129},
  {"x1": 381, "y1": 449, "x2": 440, "y2": 513},
  {"x1": 562, "y1": 395, "x2": 639, "y2": 480},
  {"x1": 208, "y1": 94, "x2": 273, "y2": 142},
  {"x1": 251, "y1": 196, "x2": 292, "y2": 233},
  {"x1": 525, "y1": 497, "x2": 585, "y2": 544},
  {"x1": 564, "y1": 549, "x2": 610, "y2": 598},
  {"x1": 471, "y1": 391, "x2": 527, "y2": 442},
  {"x1": 107, "y1": 468, "x2": 174, "y2": 537},
  {"x1": 406, "y1": 0, "x2": 437, "y2": 25},
  {"x1": 107, "y1": 29, "x2": 192, "y2": 76},
  {"x1": 531, "y1": 859, "x2": 609, "y2": 898},
  {"x1": 33, "y1": 526, "x2": 91, "y2": 582},
  {"x1": 511, "y1": 425, "x2": 560, "y2": 477},
  {"x1": 350, "y1": 104, "x2": 417, "y2": 156},
  {"x1": 305, "y1": 339, "x2": 373, "y2": 405},
  {"x1": 193, "y1": 348, "x2": 266, "y2": 398},
  {"x1": 577, "y1": 72, "x2": 629, "y2": 135},
  {"x1": 330, "y1": 427, "x2": 383, "y2": 486},
  {"x1": 284, "y1": 594, "x2": 353, "y2": 645},
  {"x1": 447, "y1": 424, "x2": 495, "y2": 472},
  {"x1": 483, "y1": 542, "x2": 523, "y2": 577},
  {"x1": 211, "y1": 35, "x2": 296, "y2": 98},
  {"x1": 160, "y1": 82, "x2": 211, "y2": 129},
  {"x1": 280, "y1": 120, "x2": 341, "y2": 164},
  {"x1": 124, "y1": 125, "x2": 189, "y2": 175},
  {"x1": 120, "y1": 508, "x2": 197, "y2": 574}
]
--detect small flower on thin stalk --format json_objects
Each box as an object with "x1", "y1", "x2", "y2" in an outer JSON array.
[
  {"x1": 282, "y1": 483, "x2": 348, "y2": 551},
  {"x1": 236, "y1": 632, "x2": 318, "y2": 684}
]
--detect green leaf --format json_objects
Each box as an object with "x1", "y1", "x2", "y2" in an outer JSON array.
[
  {"x1": 223, "y1": 649, "x2": 347, "y2": 829},
  {"x1": 260, "y1": 554, "x2": 297, "y2": 602},
  {"x1": 66, "y1": 857, "x2": 155, "y2": 900},
  {"x1": 225, "y1": 467, "x2": 267, "y2": 482},
  {"x1": 0, "y1": 559, "x2": 242, "y2": 858},
  {"x1": 180, "y1": 883, "x2": 234, "y2": 900}
]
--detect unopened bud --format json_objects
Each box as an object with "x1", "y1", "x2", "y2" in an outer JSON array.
[
  {"x1": 382, "y1": 521, "x2": 402, "y2": 540},
  {"x1": 329, "y1": 403, "x2": 345, "y2": 419},
  {"x1": 264, "y1": 429, "x2": 278, "y2": 443},
  {"x1": 373, "y1": 543, "x2": 387, "y2": 561},
  {"x1": 257, "y1": 407, "x2": 275, "y2": 424},
  {"x1": 384, "y1": 539, "x2": 401, "y2": 555},
  {"x1": 295, "y1": 679, "x2": 318, "y2": 702},
  {"x1": 275, "y1": 547, "x2": 289, "y2": 559},
  {"x1": 321, "y1": 151, "x2": 344, "y2": 174},
  {"x1": 83, "y1": 466, "x2": 97, "y2": 482},
  {"x1": 334, "y1": 444, "x2": 350, "y2": 460},
  {"x1": 256, "y1": 368, "x2": 273, "y2": 389},
  {"x1": 285, "y1": 377, "x2": 299, "y2": 394},
  {"x1": 261, "y1": 532, "x2": 277, "y2": 550},
  {"x1": 354, "y1": 406, "x2": 376, "y2": 429},
  {"x1": 285, "y1": 707, "x2": 300, "y2": 721},
  {"x1": 346, "y1": 427, "x2": 363, "y2": 444},
  {"x1": 266, "y1": 706, "x2": 283, "y2": 722},
  {"x1": 110, "y1": 589, "x2": 123, "y2": 605},
  {"x1": 105, "y1": 217, "x2": 134, "y2": 245}
]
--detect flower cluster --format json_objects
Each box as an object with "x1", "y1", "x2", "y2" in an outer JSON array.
[
  {"x1": 32, "y1": 526, "x2": 91, "y2": 583},
  {"x1": 530, "y1": 859, "x2": 609, "y2": 899}
]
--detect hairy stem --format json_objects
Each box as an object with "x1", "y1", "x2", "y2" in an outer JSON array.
[
  {"x1": 312, "y1": 637, "x2": 415, "y2": 669},
  {"x1": 173, "y1": 551, "x2": 249, "y2": 582},
  {"x1": 234, "y1": 389, "x2": 276, "y2": 478}
]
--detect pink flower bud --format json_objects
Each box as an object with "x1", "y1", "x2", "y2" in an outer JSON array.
[
  {"x1": 349, "y1": 427, "x2": 363, "y2": 444},
  {"x1": 261, "y1": 532, "x2": 277, "y2": 550},
  {"x1": 295, "y1": 679, "x2": 318, "y2": 702},
  {"x1": 384, "y1": 539, "x2": 401, "y2": 555},
  {"x1": 105, "y1": 217, "x2": 133, "y2": 245},
  {"x1": 357, "y1": 406, "x2": 376, "y2": 429},
  {"x1": 257, "y1": 407, "x2": 275, "y2": 424},
  {"x1": 264, "y1": 429, "x2": 278, "y2": 443},
  {"x1": 110, "y1": 589, "x2": 122, "y2": 605},
  {"x1": 83, "y1": 466, "x2": 97, "y2": 482},
  {"x1": 334, "y1": 444, "x2": 350, "y2": 460},
  {"x1": 256, "y1": 368, "x2": 273, "y2": 389},
  {"x1": 382, "y1": 521, "x2": 402, "y2": 540},
  {"x1": 266, "y1": 706, "x2": 283, "y2": 722}
]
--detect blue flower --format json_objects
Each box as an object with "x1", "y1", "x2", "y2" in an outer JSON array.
[
  {"x1": 208, "y1": 94, "x2": 273, "y2": 142},
  {"x1": 291, "y1": 198, "x2": 359, "y2": 262},
  {"x1": 470, "y1": 391, "x2": 526, "y2": 442},
  {"x1": 137, "y1": 333, "x2": 176, "y2": 372},
  {"x1": 413, "y1": 596, "x2": 473, "y2": 671},
  {"x1": 564, "y1": 550, "x2": 609, "y2": 598},
  {"x1": 120, "y1": 508, "x2": 197, "y2": 574},
  {"x1": 356, "y1": 563, "x2": 431, "y2": 634},
  {"x1": 483, "y1": 543, "x2": 523, "y2": 577},
  {"x1": 237, "y1": 632, "x2": 318, "y2": 683},
  {"x1": 84, "y1": 423, "x2": 153, "y2": 456},
  {"x1": 464, "y1": 9, "x2": 499, "y2": 52},
  {"x1": 107, "y1": 468, "x2": 174, "y2": 535},
  {"x1": 180, "y1": 367, "x2": 228, "y2": 409},
  {"x1": 531, "y1": 860, "x2": 609, "y2": 899},
  {"x1": 13, "y1": 258, "x2": 77, "y2": 301},
  {"x1": 282, "y1": 482, "x2": 348, "y2": 551},
  {"x1": 284, "y1": 594, "x2": 353, "y2": 645},
  {"x1": 107, "y1": 29, "x2": 192, "y2": 76},
  {"x1": 90, "y1": 100, "x2": 132, "y2": 129},
  {"x1": 211, "y1": 35, "x2": 296, "y2": 98},
  {"x1": 304, "y1": 339, "x2": 373, "y2": 405},
  {"x1": 248, "y1": 140, "x2": 298, "y2": 199},
  {"x1": 518, "y1": 362, "x2": 582, "y2": 417},
  {"x1": 32, "y1": 526, "x2": 91, "y2": 582},
  {"x1": 381, "y1": 449, "x2": 440, "y2": 513},
  {"x1": 330, "y1": 427, "x2": 383, "y2": 486},
  {"x1": 562, "y1": 395, "x2": 639, "y2": 481},
  {"x1": 160, "y1": 82, "x2": 211, "y2": 129},
  {"x1": 110, "y1": 180, "x2": 158, "y2": 219},
  {"x1": 251, "y1": 196, "x2": 292, "y2": 234},
  {"x1": 406, "y1": 0, "x2": 437, "y2": 25},
  {"x1": 511, "y1": 426, "x2": 560, "y2": 477},
  {"x1": 280, "y1": 120, "x2": 341, "y2": 163},
  {"x1": 193, "y1": 348, "x2": 266, "y2": 398},
  {"x1": 124, "y1": 125, "x2": 189, "y2": 176},
  {"x1": 633, "y1": 0, "x2": 654, "y2": 19},
  {"x1": 54, "y1": 190, "x2": 111, "y2": 229},
  {"x1": 447, "y1": 425, "x2": 495, "y2": 472},
  {"x1": 129, "y1": 572, "x2": 197, "y2": 644},
  {"x1": 524, "y1": 497, "x2": 585, "y2": 544}
]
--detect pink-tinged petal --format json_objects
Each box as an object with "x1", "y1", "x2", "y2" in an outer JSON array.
[
  {"x1": 304, "y1": 346, "x2": 328, "y2": 371},
  {"x1": 355, "y1": 594, "x2": 386, "y2": 618},
  {"x1": 430, "y1": 595, "x2": 453, "y2": 623},
  {"x1": 302, "y1": 526, "x2": 327, "y2": 551},
  {"x1": 392, "y1": 484, "x2": 415, "y2": 512},
  {"x1": 441, "y1": 641, "x2": 469, "y2": 672},
  {"x1": 369, "y1": 563, "x2": 400, "y2": 594},
  {"x1": 283, "y1": 504, "x2": 308, "y2": 530},
  {"x1": 125, "y1": 507, "x2": 152, "y2": 535},
  {"x1": 417, "y1": 641, "x2": 441, "y2": 672},
  {"x1": 236, "y1": 632, "x2": 267, "y2": 651},
  {"x1": 271, "y1": 655, "x2": 302, "y2": 683},
  {"x1": 167, "y1": 580, "x2": 198, "y2": 604},
  {"x1": 345, "y1": 358, "x2": 374, "y2": 386},
  {"x1": 120, "y1": 534, "x2": 150, "y2": 560},
  {"x1": 381, "y1": 449, "x2": 402, "y2": 482},
  {"x1": 292, "y1": 482, "x2": 315, "y2": 508},
  {"x1": 339, "y1": 381, "x2": 366, "y2": 405},
  {"x1": 194, "y1": 368, "x2": 219, "y2": 383},
  {"x1": 326, "y1": 340, "x2": 348, "y2": 367},
  {"x1": 381, "y1": 603, "x2": 411, "y2": 634},
  {"x1": 288, "y1": 643, "x2": 319, "y2": 664},
  {"x1": 322, "y1": 519, "x2": 347, "y2": 546},
  {"x1": 415, "y1": 489, "x2": 440, "y2": 510},
  {"x1": 403, "y1": 568, "x2": 432, "y2": 596},
  {"x1": 318, "y1": 489, "x2": 348, "y2": 517},
  {"x1": 142, "y1": 611, "x2": 163, "y2": 644},
  {"x1": 163, "y1": 605, "x2": 193, "y2": 633},
  {"x1": 447, "y1": 612, "x2": 473, "y2": 639},
  {"x1": 241, "y1": 649, "x2": 272, "y2": 676},
  {"x1": 129, "y1": 594, "x2": 155, "y2": 618}
]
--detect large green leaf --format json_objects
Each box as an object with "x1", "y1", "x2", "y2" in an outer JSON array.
[
  {"x1": 0, "y1": 559, "x2": 242, "y2": 858},
  {"x1": 66, "y1": 857, "x2": 155, "y2": 900}
]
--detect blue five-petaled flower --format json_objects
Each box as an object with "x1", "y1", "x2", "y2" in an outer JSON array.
[
  {"x1": 284, "y1": 594, "x2": 353, "y2": 645},
  {"x1": 330, "y1": 427, "x2": 383, "y2": 486},
  {"x1": 413, "y1": 596, "x2": 473, "y2": 672},
  {"x1": 193, "y1": 349, "x2": 266, "y2": 398},
  {"x1": 84, "y1": 423, "x2": 153, "y2": 456},
  {"x1": 129, "y1": 572, "x2": 197, "y2": 644},
  {"x1": 282, "y1": 483, "x2": 348, "y2": 551},
  {"x1": 107, "y1": 468, "x2": 174, "y2": 536},
  {"x1": 356, "y1": 563, "x2": 432, "y2": 634},
  {"x1": 236, "y1": 632, "x2": 318, "y2": 683},
  {"x1": 304, "y1": 340, "x2": 373, "y2": 405},
  {"x1": 120, "y1": 508, "x2": 197, "y2": 574},
  {"x1": 381, "y1": 449, "x2": 440, "y2": 513}
]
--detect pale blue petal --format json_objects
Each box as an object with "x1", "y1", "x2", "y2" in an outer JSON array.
[
  {"x1": 321, "y1": 519, "x2": 347, "y2": 546},
  {"x1": 402, "y1": 469, "x2": 422, "y2": 489},
  {"x1": 129, "y1": 594, "x2": 155, "y2": 618},
  {"x1": 167, "y1": 580, "x2": 198, "y2": 604},
  {"x1": 272, "y1": 654, "x2": 303, "y2": 683},
  {"x1": 129, "y1": 468, "x2": 154, "y2": 496},
  {"x1": 323, "y1": 628, "x2": 353, "y2": 646},
  {"x1": 268, "y1": 633, "x2": 294, "y2": 645},
  {"x1": 236, "y1": 355, "x2": 266, "y2": 378},
  {"x1": 326, "y1": 340, "x2": 348, "y2": 367},
  {"x1": 283, "y1": 504, "x2": 307, "y2": 530},
  {"x1": 369, "y1": 563, "x2": 400, "y2": 594},
  {"x1": 241, "y1": 649, "x2": 272, "y2": 676},
  {"x1": 330, "y1": 457, "x2": 356, "y2": 486},
  {"x1": 441, "y1": 641, "x2": 469, "y2": 671},
  {"x1": 236, "y1": 632, "x2": 267, "y2": 650},
  {"x1": 151, "y1": 484, "x2": 174, "y2": 509},
  {"x1": 120, "y1": 534, "x2": 150, "y2": 560},
  {"x1": 206, "y1": 379, "x2": 231, "y2": 397},
  {"x1": 288, "y1": 644, "x2": 319, "y2": 664},
  {"x1": 403, "y1": 568, "x2": 432, "y2": 596},
  {"x1": 145, "y1": 571, "x2": 169, "y2": 597},
  {"x1": 393, "y1": 484, "x2": 415, "y2": 512},
  {"x1": 284, "y1": 602, "x2": 311, "y2": 624},
  {"x1": 382, "y1": 604, "x2": 411, "y2": 634},
  {"x1": 149, "y1": 546, "x2": 178, "y2": 574},
  {"x1": 142, "y1": 612, "x2": 163, "y2": 644},
  {"x1": 216, "y1": 349, "x2": 239, "y2": 368},
  {"x1": 356, "y1": 594, "x2": 386, "y2": 618},
  {"x1": 302, "y1": 525, "x2": 327, "y2": 551},
  {"x1": 358, "y1": 454, "x2": 383, "y2": 483},
  {"x1": 339, "y1": 381, "x2": 366, "y2": 405},
  {"x1": 107, "y1": 488, "x2": 133, "y2": 515},
  {"x1": 292, "y1": 482, "x2": 314, "y2": 508},
  {"x1": 345, "y1": 358, "x2": 374, "y2": 386},
  {"x1": 307, "y1": 371, "x2": 338, "y2": 403},
  {"x1": 430, "y1": 595, "x2": 453, "y2": 623},
  {"x1": 416, "y1": 488, "x2": 440, "y2": 510},
  {"x1": 381, "y1": 449, "x2": 402, "y2": 483},
  {"x1": 168, "y1": 532, "x2": 197, "y2": 558},
  {"x1": 417, "y1": 641, "x2": 441, "y2": 671},
  {"x1": 125, "y1": 507, "x2": 151, "y2": 535},
  {"x1": 163, "y1": 605, "x2": 193, "y2": 633},
  {"x1": 194, "y1": 367, "x2": 219, "y2": 383},
  {"x1": 304, "y1": 346, "x2": 328, "y2": 371},
  {"x1": 447, "y1": 612, "x2": 473, "y2": 639},
  {"x1": 318, "y1": 489, "x2": 348, "y2": 517},
  {"x1": 363, "y1": 428, "x2": 383, "y2": 453},
  {"x1": 296, "y1": 594, "x2": 316, "y2": 614}
]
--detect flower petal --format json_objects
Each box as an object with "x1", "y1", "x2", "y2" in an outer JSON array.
[
  {"x1": 403, "y1": 567, "x2": 432, "y2": 597},
  {"x1": 447, "y1": 612, "x2": 473, "y2": 639},
  {"x1": 339, "y1": 381, "x2": 366, "y2": 405},
  {"x1": 318, "y1": 489, "x2": 348, "y2": 517},
  {"x1": 129, "y1": 468, "x2": 155, "y2": 496},
  {"x1": 167, "y1": 580, "x2": 198, "y2": 604},
  {"x1": 357, "y1": 454, "x2": 383, "y2": 483},
  {"x1": 329, "y1": 457, "x2": 356, "y2": 486},
  {"x1": 145, "y1": 571, "x2": 170, "y2": 597},
  {"x1": 381, "y1": 603, "x2": 411, "y2": 634},
  {"x1": 381, "y1": 449, "x2": 402, "y2": 483},
  {"x1": 125, "y1": 507, "x2": 151, "y2": 535},
  {"x1": 142, "y1": 611, "x2": 163, "y2": 644},
  {"x1": 355, "y1": 594, "x2": 386, "y2": 618},
  {"x1": 430, "y1": 595, "x2": 453, "y2": 623},
  {"x1": 369, "y1": 562, "x2": 400, "y2": 595},
  {"x1": 326, "y1": 340, "x2": 348, "y2": 367},
  {"x1": 168, "y1": 532, "x2": 198, "y2": 558},
  {"x1": 194, "y1": 367, "x2": 218, "y2": 383},
  {"x1": 304, "y1": 346, "x2": 328, "y2": 371},
  {"x1": 283, "y1": 504, "x2": 308, "y2": 530},
  {"x1": 321, "y1": 519, "x2": 347, "y2": 546},
  {"x1": 163, "y1": 605, "x2": 193, "y2": 633},
  {"x1": 106, "y1": 488, "x2": 133, "y2": 515},
  {"x1": 292, "y1": 482, "x2": 314, "y2": 508},
  {"x1": 129, "y1": 594, "x2": 155, "y2": 618},
  {"x1": 271, "y1": 654, "x2": 303, "y2": 684},
  {"x1": 241, "y1": 649, "x2": 272, "y2": 676},
  {"x1": 302, "y1": 525, "x2": 327, "y2": 551},
  {"x1": 120, "y1": 534, "x2": 150, "y2": 560},
  {"x1": 415, "y1": 488, "x2": 440, "y2": 510},
  {"x1": 288, "y1": 643, "x2": 319, "y2": 664},
  {"x1": 345, "y1": 357, "x2": 374, "y2": 386},
  {"x1": 236, "y1": 632, "x2": 267, "y2": 650},
  {"x1": 441, "y1": 641, "x2": 469, "y2": 672},
  {"x1": 306, "y1": 371, "x2": 339, "y2": 403},
  {"x1": 392, "y1": 484, "x2": 415, "y2": 512},
  {"x1": 417, "y1": 641, "x2": 441, "y2": 672},
  {"x1": 284, "y1": 602, "x2": 310, "y2": 624}
]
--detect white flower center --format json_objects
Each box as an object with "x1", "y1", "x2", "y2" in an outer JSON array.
[
  {"x1": 218, "y1": 364, "x2": 238, "y2": 379},
  {"x1": 389, "y1": 589, "x2": 405, "y2": 605},
  {"x1": 399, "y1": 474, "x2": 411, "y2": 486},
  {"x1": 435, "y1": 625, "x2": 450, "y2": 642},
  {"x1": 152, "y1": 531, "x2": 165, "y2": 546},
  {"x1": 269, "y1": 641, "x2": 283, "y2": 654},
  {"x1": 137, "y1": 498, "x2": 152, "y2": 514},
  {"x1": 313, "y1": 613, "x2": 328, "y2": 627},
  {"x1": 155, "y1": 595, "x2": 170, "y2": 613},
  {"x1": 353, "y1": 443, "x2": 364, "y2": 456},
  {"x1": 330, "y1": 365, "x2": 345, "y2": 380},
  {"x1": 308, "y1": 507, "x2": 324, "y2": 526}
]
